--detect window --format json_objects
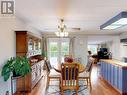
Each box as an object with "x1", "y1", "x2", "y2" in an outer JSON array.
[{"x1": 88, "y1": 45, "x2": 98, "y2": 55}]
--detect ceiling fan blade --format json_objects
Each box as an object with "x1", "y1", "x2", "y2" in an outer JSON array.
[
  {"x1": 43, "y1": 28, "x2": 57, "y2": 31},
  {"x1": 67, "y1": 28, "x2": 81, "y2": 31}
]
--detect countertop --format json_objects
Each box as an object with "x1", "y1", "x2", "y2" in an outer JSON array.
[
  {"x1": 100, "y1": 59, "x2": 127, "y2": 67},
  {"x1": 30, "y1": 60, "x2": 44, "y2": 66}
]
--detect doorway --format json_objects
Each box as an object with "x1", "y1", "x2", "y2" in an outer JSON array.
[{"x1": 47, "y1": 38, "x2": 69, "y2": 66}]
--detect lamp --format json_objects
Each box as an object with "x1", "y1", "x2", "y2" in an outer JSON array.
[
  {"x1": 100, "y1": 12, "x2": 127, "y2": 30},
  {"x1": 55, "y1": 19, "x2": 68, "y2": 37}
]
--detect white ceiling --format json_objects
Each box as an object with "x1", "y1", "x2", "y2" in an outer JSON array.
[{"x1": 16, "y1": 0, "x2": 127, "y2": 34}]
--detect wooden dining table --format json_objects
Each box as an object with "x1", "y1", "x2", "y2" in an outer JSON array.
[{"x1": 53, "y1": 63, "x2": 86, "y2": 73}]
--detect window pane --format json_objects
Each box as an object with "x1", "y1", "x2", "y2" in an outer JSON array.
[
  {"x1": 61, "y1": 42, "x2": 69, "y2": 51},
  {"x1": 49, "y1": 42, "x2": 58, "y2": 57},
  {"x1": 49, "y1": 42, "x2": 58, "y2": 51},
  {"x1": 88, "y1": 45, "x2": 98, "y2": 54},
  {"x1": 61, "y1": 42, "x2": 69, "y2": 57}
]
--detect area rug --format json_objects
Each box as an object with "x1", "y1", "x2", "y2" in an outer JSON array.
[{"x1": 46, "y1": 80, "x2": 91, "y2": 95}]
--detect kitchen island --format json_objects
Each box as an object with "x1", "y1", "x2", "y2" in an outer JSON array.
[{"x1": 99, "y1": 59, "x2": 127, "y2": 95}]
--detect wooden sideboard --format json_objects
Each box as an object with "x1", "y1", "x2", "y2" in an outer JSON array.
[
  {"x1": 15, "y1": 31, "x2": 45, "y2": 92},
  {"x1": 16, "y1": 60, "x2": 45, "y2": 92}
]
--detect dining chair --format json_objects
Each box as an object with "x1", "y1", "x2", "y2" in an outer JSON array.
[
  {"x1": 60, "y1": 62, "x2": 79, "y2": 95},
  {"x1": 78, "y1": 62, "x2": 93, "y2": 91},
  {"x1": 45, "y1": 60, "x2": 61, "y2": 87}
]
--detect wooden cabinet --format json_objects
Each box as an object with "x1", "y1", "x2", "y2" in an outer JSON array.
[
  {"x1": 15, "y1": 31, "x2": 42, "y2": 57},
  {"x1": 15, "y1": 31, "x2": 45, "y2": 92},
  {"x1": 16, "y1": 31, "x2": 27, "y2": 56}
]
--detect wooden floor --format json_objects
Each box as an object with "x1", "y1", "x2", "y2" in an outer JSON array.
[
  {"x1": 90, "y1": 65, "x2": 121, "y2": 95},
  {"x1": 15, "y1": 64, "x2": 121, "y2": 95}
]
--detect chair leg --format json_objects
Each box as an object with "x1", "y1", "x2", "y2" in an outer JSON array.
[
  {"x1": 61, "y1": 89, "x2": 64, "y2": 95},
  {"x1": 76, "y1": 89, "x2": 78, "y2": 95},
  {"x1": 48, "y1": 77, "x2": 50, "y2": 86},
  {"x1": 86, "y1": 78, "x2": 88, "y2": 88},
  {"x1": 89, "y1": 78, "x2": 92, "y2": 91}
]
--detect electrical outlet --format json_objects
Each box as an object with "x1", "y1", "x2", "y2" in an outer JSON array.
[{"x1": 5, "y1": 91, "x2": 9, "y2": 95}]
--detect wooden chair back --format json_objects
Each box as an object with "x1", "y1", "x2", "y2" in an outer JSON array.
[
  {"x1": 78, "y1": 62, "x2": 93, "y2": 90},
  {"x1": 61, "y1": 63, "x2": 79, "y2": 90},
  {"x1": 45, "y1": 60, "x2": 52, "y2": 73},
  {"x1": 85, "y1": 62, "x2": 93, "y2": 76}
]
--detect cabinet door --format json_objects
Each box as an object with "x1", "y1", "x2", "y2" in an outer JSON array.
[
  {"x1": 31, "y1": 66, "x2": 36, "y2": 82},
  {"x1": 111, "y1": 64, "x2": 114, "y2": 86},
  {"x1": 109, "y1": 64, "x2": 112, "y2": 83},
  {"x1": 103, "y1": 62, "x2": 106, "y2": 79},
  {"x1": 117, "y1": 67, "x2": 122, "y2": 91},
  {"x1": 16, "y1": 31, "x2": 27, "y2": 56},
  {"x1": 100, "y1": 62, "x2": 103, "y2": 77},
  {"x1": 100, "y1": 62, "x2": 102, "y2": 75},
  {"x1": 102, "y1": 62, "x2": 104, "y2": 77},
  {"x1": 114, "y1": 66, "x2": 118, "y2": 89},
  {"x1": 107, "y1": 63, "x2": 111, "y2": 82},
  {"x1": 105, "y1": 63, "x2": 108, "y2": 80},
  {"x1": 122, "y1": 68, "x2": 127, "y2": 93}
]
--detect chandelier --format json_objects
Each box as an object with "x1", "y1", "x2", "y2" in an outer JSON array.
[{"x1": 55, "y1": 19, "x2": 68, "y2": 37}]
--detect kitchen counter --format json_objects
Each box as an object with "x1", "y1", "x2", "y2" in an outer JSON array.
[
  {"x1": 99, "y1": 59, "x2": 127, "y2": 95},
  {"x1": 100, "y1": 59, "x2": 127, "y2": 68}
]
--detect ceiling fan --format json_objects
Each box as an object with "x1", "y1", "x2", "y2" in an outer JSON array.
[{"x1": 43, "y1": 19, "x2": 81, "y2": 32}]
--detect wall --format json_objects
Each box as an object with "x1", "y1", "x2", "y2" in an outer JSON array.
[
  {"x1": 0, "y1": 17, "x2": 26, "y2": 95},
  {"x1": 105, "y1": 34, "x2": 127, "y2": 61},
  {"x1": 120, "y1": 32, "x2": 127, "y2": 39},
  {"x1": 103, "y1": 36, "x2": 121, "y2": 60},
  {"x1": 0, "y1": 17, "x2": 42, "y2": 95},
  {"x1": 26, "y1": 24, "x2": 42, "y2": 38},
  {"x1": 119, "y1": 32, "x2": 127, "y2": 60},
  {"x1": 111, "y1": 36, "x2": 121, "y2": 60},
  {"x1": 74, "y1": 36, "x2": 88, "y2": 65},
  {"x1": 88, "y1": 35, "x2": 121, "y2": 60}
]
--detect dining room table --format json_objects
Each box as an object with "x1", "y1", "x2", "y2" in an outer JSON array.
[{"x1": 53, "y1": 63, "x2": 86, "y2": 73}]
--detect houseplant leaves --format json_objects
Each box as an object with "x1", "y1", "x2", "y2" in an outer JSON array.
[{"x1": 1, "y1": 56, "x2": 31, "y2": 81}]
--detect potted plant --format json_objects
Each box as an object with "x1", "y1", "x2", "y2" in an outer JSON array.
[{"x1": 1, "y1": 56, "x2": 31, "y2": 81}]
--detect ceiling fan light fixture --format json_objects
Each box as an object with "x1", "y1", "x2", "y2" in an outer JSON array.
[
  {"x1": 55, "y1": 31, "x2": 60, "y2": 36},
  {"x1": 64, "y1": 32, "x2": 68, "y2": 37},
  {"x1": 55, "y1": 19, "x2": 68, "y2": 37}
]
